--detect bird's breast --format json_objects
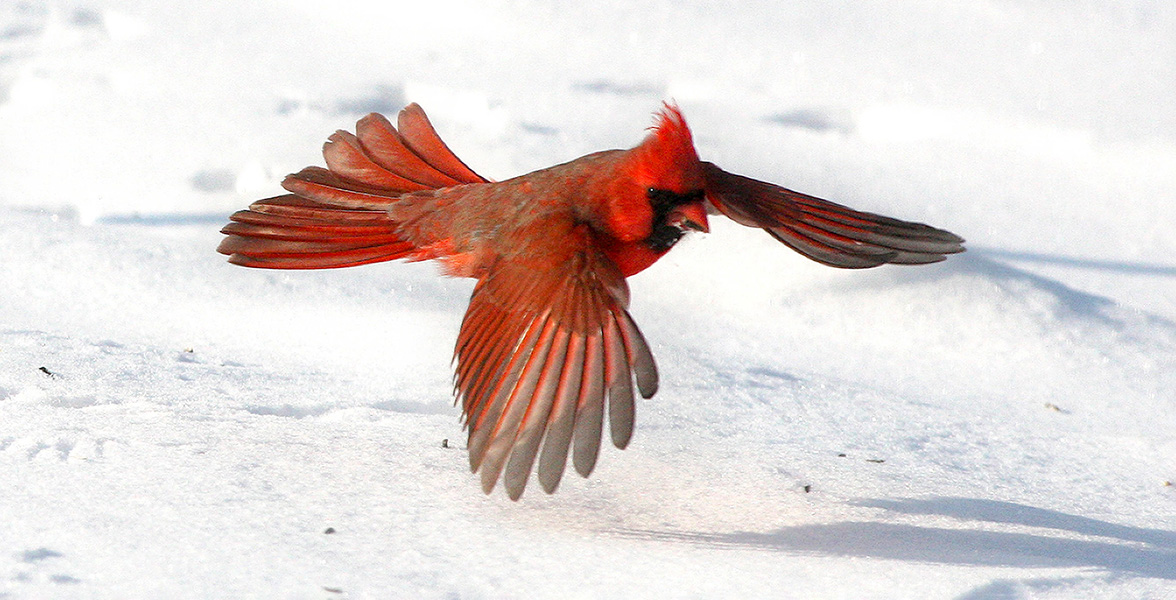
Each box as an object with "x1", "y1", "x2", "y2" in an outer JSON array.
[{"x1": 598, "y1": 236, "x2": 670, "y2": 278}]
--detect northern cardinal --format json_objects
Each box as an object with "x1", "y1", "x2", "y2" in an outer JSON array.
[{"x1": 219, "y1": 103, "x2": 964, "y2": 499}]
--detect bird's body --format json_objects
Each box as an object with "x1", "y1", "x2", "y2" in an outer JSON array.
[{"x1": 219, "y1": 103, "x2": 964, "y2": 499}]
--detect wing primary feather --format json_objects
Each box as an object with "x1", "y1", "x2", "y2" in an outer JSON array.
[
  {"x1": 502, "y1": 279, "x2": 580, "y2": 496},
  {"x1": 537, "y1": 331, "x2": 586, "y2": 493},
  {"x1": 794, "y1": 206, "x2": 966, "y2": 254},
  {"x1": 572, "y1": 331, "x2": 606, "y2": 478},
  {"x1": 703, "y1": 161, "x2": 965, "y2": 266},
  {"x1": 503, "y1": 327, "x2": 571, "y2": 500},
  {"x1": 495, "y1": 276, "x2": 578, "y2": 498},
  {"x1": 603, "y1": 318, "x2": 636, "y2": 450},
  {"x1": 479, "y1": 316, "x2": 559, "y2": 494},
  {"x1": 773, "y1": 220, "x2": 901, "y2": 261},
  {"x1": 765, "y1": 227, "x2": 896, "y2": 269},
  {"x1": 616, "y1": 311, "x2": 658, "y2": 399},
  {"x1": 774, "y1": 215, "x2": 959, "y2": 265},
  {"x1": 790, "y1": 195, "x2": 965, "y2": 243},
  {"x1": 467, "y1": 313, "x2": 545, "y2": 471}
]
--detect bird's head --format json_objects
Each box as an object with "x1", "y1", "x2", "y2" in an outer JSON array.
[{"x1": 616, "y1": 104, "x2": 710, "y2": 251}]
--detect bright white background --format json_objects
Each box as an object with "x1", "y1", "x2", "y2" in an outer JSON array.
[{"x1": 1, "y1": 1, "x2": 1174, "y2": 598}]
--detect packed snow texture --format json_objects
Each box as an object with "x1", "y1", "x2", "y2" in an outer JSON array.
[{"x1": 2, "y1": 0, "x2": 1175, "y2": 598}]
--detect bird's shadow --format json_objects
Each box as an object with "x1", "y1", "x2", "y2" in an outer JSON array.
[
  {"x1": 974, "y1": 246, "x2": 1176, "y2": 278},
  {"x1": 611, "y1": 496, "x2": 1176, "y2": 581}
]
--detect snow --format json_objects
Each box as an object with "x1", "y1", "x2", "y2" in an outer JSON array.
[{"x1": 2, "y1": 0, "x2": 1174, "y2": 597}]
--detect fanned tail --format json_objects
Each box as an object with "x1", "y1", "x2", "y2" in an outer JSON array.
[
  {"x1": 218, "y1": 104, "x2": 487, "y2": 269},
  {"x1": 218, "y1": 194, "x2": 418, "y2": 269}
]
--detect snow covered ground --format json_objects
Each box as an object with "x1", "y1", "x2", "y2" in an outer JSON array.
[{"x1": 2, "y1": 0, "x2": 1175, "y2": 597}]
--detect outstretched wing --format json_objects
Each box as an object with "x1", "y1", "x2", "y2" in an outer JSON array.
[
  {"x1": 457, "y1": 223, "x2": 658, "y2": 500},
  {"x1": 218, "y1": 103, "x2": 488, "y2": 269},
  {"x1": 702, "y1": 162, "x2": 965, "y2": 268}
]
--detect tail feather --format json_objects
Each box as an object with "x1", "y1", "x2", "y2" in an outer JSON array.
[
  {"x1": 224, "y1": 245, "x2": 419, "y2": 270},
  {"x1": 323, "y1": 129, "x2": 432, "y2": 194},
  {"x1": 281, "y1": 166, "x2": 409, "y2": 210},
  {"x1": 219, "y1": 226, "x2": 406, "y2": 251},
  {"x1": 353, "y1": 111, "x2": 476, "y2": 188},
  {"x1": 237, "y1": 193, "x2": 396, "y2": 222},
  {"x1": 218, "y1": 195, "x2": 417, "y2": 269},
  {"x1": 395, "y1": 103, "x2": 488, "y2": 185},
  {"x1": 224, "y1": 212, "x2": 392, "y2": 239},
  {"x1": 220, "y1": 104, "x2": 487, "y2": 270}
]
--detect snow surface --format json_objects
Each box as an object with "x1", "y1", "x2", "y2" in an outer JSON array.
[{"x1": 2, "y1": 0, "x2": 1175, "y2": 597}]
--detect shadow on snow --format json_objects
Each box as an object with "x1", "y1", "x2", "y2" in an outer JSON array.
[{"x1": 613, "y1": 496, "x2": 1176, "y2": 580}]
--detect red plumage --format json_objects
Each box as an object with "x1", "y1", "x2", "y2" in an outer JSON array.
[{"x1": 219, "y1": 103, "x2": 964, "y2": 499}]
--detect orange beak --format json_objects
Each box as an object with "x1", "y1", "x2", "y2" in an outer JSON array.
[{"x1": 669, "y1": 201, "x2": 710, "y2": 234}]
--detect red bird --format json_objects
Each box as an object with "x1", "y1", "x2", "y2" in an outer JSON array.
[{"x1": 219, "y1": 103, "x2": 964, "y2": 499}]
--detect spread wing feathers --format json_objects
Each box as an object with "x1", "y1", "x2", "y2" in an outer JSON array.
[
  {"x1": 455, "y1": 236, "x2": 658, "y2": 500},
  {"x1": 702, "y1": 162, "x2": 965, "y2": 268},
  {"x1": 219, "y1": 104, "x2": 488, "y2": 269}
]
